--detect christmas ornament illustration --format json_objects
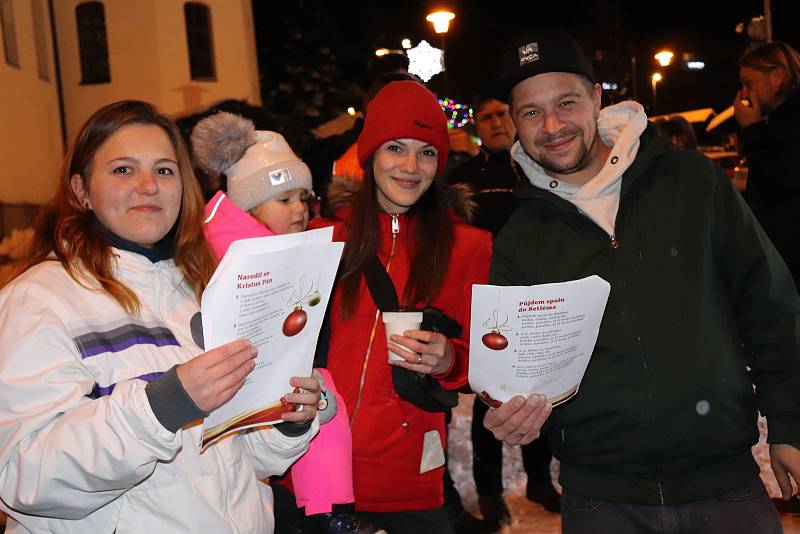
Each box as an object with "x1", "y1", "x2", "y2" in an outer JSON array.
[
  {"x1": 283, "y1": 274, "x2": 322, "y2": 337},
  {"x1": 482, "y1": 309, "x2": 511, "y2": 350},
  {"x1": 282, "y1": 309, "x2": 307, "y2": 337}
]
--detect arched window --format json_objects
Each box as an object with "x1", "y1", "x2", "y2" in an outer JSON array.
[
  {"x1": 0, "y1": 0, "x2": 20, "y2": 67},
  {"x1": 75, "y1": 2, "x2": 110, "y2": 84},
  {"x1": 184, "y1": 2, "x2": 215, "y2": 80}
]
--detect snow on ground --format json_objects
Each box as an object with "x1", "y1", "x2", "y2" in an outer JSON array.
[{"x1": 448, "y1": 393, "x2": 799, "y2": 534}]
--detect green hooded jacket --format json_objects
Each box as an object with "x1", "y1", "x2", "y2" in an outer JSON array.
[{"x1": 491, "y1": 123, "x2": 800, "y2": 505}]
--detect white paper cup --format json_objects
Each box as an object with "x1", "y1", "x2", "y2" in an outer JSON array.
[{"x1": 382, "y1": 311, "x2": 423, "y2": 362}]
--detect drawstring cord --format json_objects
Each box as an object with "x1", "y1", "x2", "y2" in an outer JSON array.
[{"x1": 349, "y1": 214, "x2": 400, "y2": 427}]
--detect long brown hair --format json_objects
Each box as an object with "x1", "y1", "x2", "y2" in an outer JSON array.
[
  {"x1": 1, "y1": 100, "x2": 216, "y2": 313},
  {"x1": 338, "y1": 157, "x2": 454, "y2": 317},
  {"x1": 740, "y1": 41, "x2": 800, "y2": 98}
]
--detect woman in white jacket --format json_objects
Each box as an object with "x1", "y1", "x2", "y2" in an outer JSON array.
[{"x1": 0, "y1": 100, "x2": 320, "y2": 533}]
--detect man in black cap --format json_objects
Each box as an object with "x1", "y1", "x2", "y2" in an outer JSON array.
[{"x1": 481, "y1": 29, "x2": 800, "y2": 533}]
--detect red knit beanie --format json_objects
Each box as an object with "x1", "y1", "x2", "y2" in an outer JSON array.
[{"x1": 357, "y1": 81, "x2": 450, "y2": 173}]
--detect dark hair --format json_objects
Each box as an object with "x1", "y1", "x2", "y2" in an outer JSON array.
[
  {"x1": 337, "y1": 161, "x2": 454, "y2": 317},
  {"x1": 740, "y1": 41, "x2": 800, "y2": 96},
  {"x1": 655, "y1": 116, "x2": 698, "y2": 150},
  {"x1": 1, "y1": 100, "x2": 217, "y2": 312},
  {"x1": 471, "y1": 93, "x2": 501, "y2": 115}
]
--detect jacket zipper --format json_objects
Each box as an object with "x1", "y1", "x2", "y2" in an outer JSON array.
[
  {"x1": 349, "y1": 214, "x2": 400, "y2": 428},
  {"x1": 535, "y1": 193, "x2": 622, "y2": 249}
]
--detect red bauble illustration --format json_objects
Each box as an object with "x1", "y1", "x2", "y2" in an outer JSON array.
[
  {"x1": 482, "y1": 330, "x2": 508, "y2": 350},
  {"x1": 482, "y1": 310, "x2": 511, "y2": 350},
  {"x1": 282, "y1": 308, "x2": 308, "y2": 336}
]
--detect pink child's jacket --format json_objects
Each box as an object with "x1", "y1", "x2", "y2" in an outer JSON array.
[
  {"x1": 203, "y1": 190, "x2": 277, "y2": 257},
  {"x1": 203, "y1": 190, "x2": 355, "y2": 513}
]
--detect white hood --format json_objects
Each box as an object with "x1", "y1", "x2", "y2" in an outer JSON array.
[{"x1": 511, "y1": 100, "x2": 648, "y2": 238}]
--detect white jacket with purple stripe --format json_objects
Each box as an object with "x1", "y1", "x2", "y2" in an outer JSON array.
[{"x1": 0, "y1": 249, "x2": 318, "y2": 533}]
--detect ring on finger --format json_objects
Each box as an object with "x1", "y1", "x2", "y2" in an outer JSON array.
[
  {"x1": 516, "y1": 431, "x2": 526, "y2": 437},
  {"x1": 417, "y1": 354, "x2": 423, "y2": 364}
]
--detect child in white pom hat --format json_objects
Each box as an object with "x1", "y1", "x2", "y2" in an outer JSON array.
[
  {"x1": 192, "y1": 113, "x2": 358, "y2": 534},
  {"x1": 191, "y1": 112, "x2": 314, "y2": 257}
]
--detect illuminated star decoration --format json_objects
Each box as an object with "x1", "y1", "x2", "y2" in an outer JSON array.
[
  {"x1": 439, "y1": 98, "x2": 472, "y2": 129},
  {"x1": 407, "y1": 40, "x2": 444, "y2": 82}
]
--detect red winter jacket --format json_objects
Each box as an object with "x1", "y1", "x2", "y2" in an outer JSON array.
[{"x1": 310, "y1": 210, "x2": 491, "y2": 512}]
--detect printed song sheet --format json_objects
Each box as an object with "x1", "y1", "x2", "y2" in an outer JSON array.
[
  {"x1": 200, "y1": 227, "x2": 343, "y2": 447},
  {"x1": 469, "y1": 276, "x2": 610, "y2": 408}
]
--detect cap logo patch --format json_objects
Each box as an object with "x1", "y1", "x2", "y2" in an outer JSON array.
[
  {"x1": 518, "y1": 42, "x2": 540, "y2": 65},
  {"x1": 269, "y1": 168, "x2": 292, "y2": 186},
  {"x1": 413, "y1": 119, "x2": 433, "y2": 130}
]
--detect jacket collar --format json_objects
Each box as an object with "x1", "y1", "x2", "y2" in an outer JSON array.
[
  {"x1": 512, "y1": 120, "x2": 671, "y2": 203},
  {"x1": 95, "y1": 216, "x2": 175, "y2": 263}
]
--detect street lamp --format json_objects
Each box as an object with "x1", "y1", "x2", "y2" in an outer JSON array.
[
  {"x1": 425, "y1": 10, "x2": 455, "y2": 94},
  {"x1": 654, "y1": 50, "x2": 674, "y2": 67},
  {"x1": 630, "y1": 49, "x2": 673, "y2": 102},
  {"x1": 651, "y1": 72, "x2": 662, "y2": 114},
  {"x1": 425, "y1": 11, "x2": 455, "y2": 33}
]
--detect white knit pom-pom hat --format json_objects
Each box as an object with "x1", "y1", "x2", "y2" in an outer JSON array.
[{"x1": 191, "y1": 112, "x2": 313, "y2": 211}]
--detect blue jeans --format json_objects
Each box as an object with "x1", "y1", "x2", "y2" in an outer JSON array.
[{"x1": 561, "y1": 477, "x2": 782, "y2": 534}]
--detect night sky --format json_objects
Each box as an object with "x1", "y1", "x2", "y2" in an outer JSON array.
[{"x1": 253, "y1": 0, "x2": 799, "y2": 118}]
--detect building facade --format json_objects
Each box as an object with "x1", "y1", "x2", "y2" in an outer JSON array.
[{"x1": 0, "y1": 0, "x2": 259, "y2": 209}]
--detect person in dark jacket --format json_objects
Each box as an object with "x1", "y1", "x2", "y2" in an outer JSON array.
[
  {"x1": 734, "y1": 40, "x2": 800, "y2": 289},
  {"x1": 654, "y1": 116, "x2": 698, "y2": 150},
  {"x1": 449, "y1": 94, "x2": 520, "y2": 235},
  {"x1": 448, "y1": 94, "x2": 559, "y2": 525},
  {"x1": 482, "y1": 29, "x2": 800, "y2": 534}
]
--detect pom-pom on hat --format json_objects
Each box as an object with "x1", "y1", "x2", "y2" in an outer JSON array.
[
  {"x1": 191, "y1": 112, "x2": 313, "y2": 212},
  {"x1": 357, "y1": 81, "x2": 449, "y2": 174},
  {"x1": 490, "y1": 30, "x2": 596, "y2": 102}
]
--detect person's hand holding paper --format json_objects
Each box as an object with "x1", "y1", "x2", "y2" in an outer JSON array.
[
  {"x1": 483, "y1": 393, "x2": 552, "y2": 446},
  {"x1": 280, "y1": 375, "x2": 321, "y2": 424},
  {"x1": 469, "y1": 275, "x2": 610, "y2": 446},
  {"x1": 177, "y1": 339, "x2": 258, "y2": 412}
]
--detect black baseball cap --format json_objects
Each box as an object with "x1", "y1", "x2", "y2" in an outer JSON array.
[{"x1": 490, "y1": 30, "x2": 596, "y2": 101}]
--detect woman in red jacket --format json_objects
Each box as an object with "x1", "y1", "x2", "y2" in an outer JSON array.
[{"x1": 310, "y1": 81, "x2": 491, "y2": 532}]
